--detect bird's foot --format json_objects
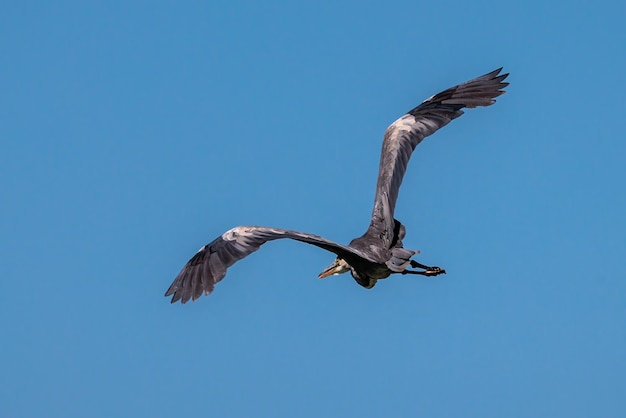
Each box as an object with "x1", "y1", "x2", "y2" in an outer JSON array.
[{"x1": 423, "y1": 266, "x2": 446, "y2": 276}]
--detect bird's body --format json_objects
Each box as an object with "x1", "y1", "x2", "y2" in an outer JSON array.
[{"x1": 166, "y1": 68, "x2": 509, "y2": 303}]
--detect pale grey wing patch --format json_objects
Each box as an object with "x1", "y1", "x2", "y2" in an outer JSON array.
[
  {"x1": 386, "y1": 247, "x2": 418, "y2": 272},
  {"x1": 369, "y1": 68, "x2": 509, "y2": 243},
  {"x1": 165, "y1": 226, "x2": 363, "y2": 304}
]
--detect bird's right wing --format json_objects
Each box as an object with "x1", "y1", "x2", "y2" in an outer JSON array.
[
  {"x1": 165, "y1": 226, "x2": 365, "y2": 303},
  {"x1": 369, "y1": 68, "x2": 509, "y2": 245}
]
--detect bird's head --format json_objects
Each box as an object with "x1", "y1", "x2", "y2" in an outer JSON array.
[{"x1": 318, "y1": 258, "x2": 351, "y2": 279}]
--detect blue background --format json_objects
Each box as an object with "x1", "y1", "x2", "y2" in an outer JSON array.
[{"x1": 2, "y1": 1, "x2": 625, "y2": 417}]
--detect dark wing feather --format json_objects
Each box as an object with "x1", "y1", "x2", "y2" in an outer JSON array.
[
  {"x1": 165, "y1": 226, "x2": 367, "y2": 303},
  {"x1": 369, "y1": 68, "x2": 509, "y2": 244}
]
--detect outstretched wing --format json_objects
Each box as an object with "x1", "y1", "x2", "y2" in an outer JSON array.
[
  {"x1": 369, "y1": 68, "x2": 509, "y2": 244},
  {"x1": 165, "y1": 226, "x2": 365, "y2": 303}
]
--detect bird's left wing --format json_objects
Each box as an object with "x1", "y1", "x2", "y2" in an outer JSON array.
[
  {"x1": 369, "y1": 68, "x2": 509, "y2": 245},
  {"x1": 165, "y1": 226, "x2": 365, "y2": 303}
]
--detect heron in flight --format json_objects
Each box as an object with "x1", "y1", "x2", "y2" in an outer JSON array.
[{"x1": 166, "y1": 68, "x2": 509, "y2": 303}]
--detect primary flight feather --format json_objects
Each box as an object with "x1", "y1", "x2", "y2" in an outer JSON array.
[{"x1": 166, "y1": 68, "x2": 509, "y2": 303}]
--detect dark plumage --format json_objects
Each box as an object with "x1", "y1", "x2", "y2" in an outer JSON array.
[{"x1": 166, "y1": 68, "x2": 509, "y2": 303}]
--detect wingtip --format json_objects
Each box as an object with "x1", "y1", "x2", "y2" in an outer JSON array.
[
  {"x1": 487, "y1": 68, "x2": 510, "y2": 95},
  {"x1": 494, "y1": 69, "x2": 510, "y2": 83},
  {"x1": 483, "y1": 67, "x2": 509, "y2": 82},
  {"x1": 169, "y1": 294, "x2": 183, "y2": 304},
  {"x1": 165, "y1": 281, "x2": 214, "y2": 304}
]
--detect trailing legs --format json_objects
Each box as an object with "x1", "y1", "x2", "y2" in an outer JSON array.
[{"x1": 401, "y1": 260, "x2": 446, "y2": 276}]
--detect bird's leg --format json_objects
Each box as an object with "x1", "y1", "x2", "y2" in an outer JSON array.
[
  {"x1": 410, "y1": 260, "x2": 433, "y2": 270},
  {"x1": 401, "y1": 260, "x2": 446, "y2": 276},
  {"x1": 401, "y1": 269, "x2": 446, "y2": 276}
]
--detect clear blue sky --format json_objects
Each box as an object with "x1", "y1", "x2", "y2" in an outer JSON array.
[{"x1": 2, "y1": 1, "x2": 625, "y2": 417}]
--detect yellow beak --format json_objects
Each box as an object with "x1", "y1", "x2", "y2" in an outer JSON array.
[{"x1": 318, "y1": 260, "x2": 344, "y2": 279}]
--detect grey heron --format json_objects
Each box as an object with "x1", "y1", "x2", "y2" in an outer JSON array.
[{"x1": 166, "y1": 68, "x2": 509, "y2": 303}]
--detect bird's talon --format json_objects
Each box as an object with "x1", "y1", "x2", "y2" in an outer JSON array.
[{"x1": 425, "y1": 267, "x2": 446, "y2": 276}]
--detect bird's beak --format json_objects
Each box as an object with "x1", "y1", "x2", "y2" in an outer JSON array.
[{"x1": 318, "y1": 260, "x2": 342, "y2": 279}]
